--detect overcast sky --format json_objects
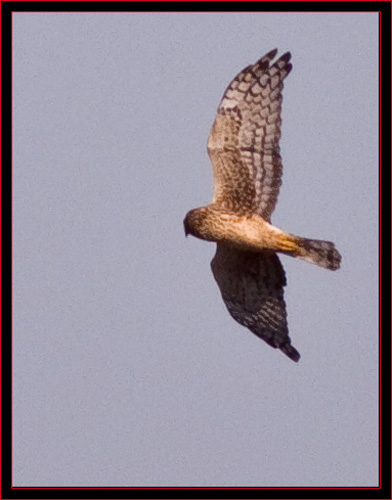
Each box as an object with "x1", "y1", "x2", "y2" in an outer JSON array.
[{"x1": 12, "y1": 12, "x2": 378, "y2": 487}]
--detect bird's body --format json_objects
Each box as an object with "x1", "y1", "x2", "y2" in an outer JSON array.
[
  {"x1": 184, "y1": 49, "x2": 341, "y2": 362},
  {"x1": 185, "y1": 205, "x2": 340, "y2": 269},
  {"x1": 185, "y1": 206, "x2": 294, "y2": 251}
]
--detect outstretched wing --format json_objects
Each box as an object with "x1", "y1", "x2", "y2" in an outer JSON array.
[
  {"x1": 211, "y1": 243, "x2": 300, "y2": 362},
  {"x1": 207, "y1": 49, "x2": 292, "y2": 220}
]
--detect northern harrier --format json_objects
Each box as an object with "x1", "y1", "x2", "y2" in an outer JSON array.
[{"x1": 184, "y1": 49, "x2": 341, "y2": 362}]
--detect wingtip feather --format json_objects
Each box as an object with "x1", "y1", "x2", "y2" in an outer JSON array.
[{"x1": 280, "y1": 343, "x2": 301, "y2": 362}]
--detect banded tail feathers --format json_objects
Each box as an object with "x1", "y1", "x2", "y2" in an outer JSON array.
[{"x1": 293, "y1": 237, "x2": 341, "y2": 270}]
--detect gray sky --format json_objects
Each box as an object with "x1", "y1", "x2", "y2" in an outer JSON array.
[{"x1": 12, "y1": 12, "x2": 379, "y2": 487}]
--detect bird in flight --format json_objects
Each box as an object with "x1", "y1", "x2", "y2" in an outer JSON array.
[{"x1": 184, "y1": 49, "x2": 341, "y2": 362}]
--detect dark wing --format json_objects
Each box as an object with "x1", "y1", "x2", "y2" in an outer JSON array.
[
  {"x1": 211, "y1": 243, "x2": 300, "y2": 362},
  {"x1": 207, "y1": 49, "x2": 292, "y2": 220}
]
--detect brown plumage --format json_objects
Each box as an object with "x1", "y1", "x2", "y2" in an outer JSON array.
[{"x1": 184, "y1": 49, "x2": 341, "y2": 362}]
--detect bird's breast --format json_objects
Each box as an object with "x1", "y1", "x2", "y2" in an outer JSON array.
[{"x1": 204, "y1": 210, "x2": 273, "y2": 251}]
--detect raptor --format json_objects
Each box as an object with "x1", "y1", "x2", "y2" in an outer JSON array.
[{"x1": 184, "y1": 49, "x2": 341, "y2": 361}]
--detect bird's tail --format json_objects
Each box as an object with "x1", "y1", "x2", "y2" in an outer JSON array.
[
  {"x1": 290, "y1": 236, "x2": 341, "y2": 270},
  {"x1": 272, "y1": 229, "x2": 341, "y2": 270}
]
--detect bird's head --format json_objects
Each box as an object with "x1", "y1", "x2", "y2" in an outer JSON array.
[{"x1": 183, "y1": 207, "x2": 209, "y2": 239}]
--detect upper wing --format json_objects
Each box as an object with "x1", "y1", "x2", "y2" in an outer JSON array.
[
  {"x1": 211, "y1": 243, "x2": 300, "y2": 362},
  {"x1": 207, "y1": 49, "x2": 292, "y2": 220}
]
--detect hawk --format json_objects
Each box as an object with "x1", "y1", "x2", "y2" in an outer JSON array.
[{"x1": 184, "y1": 49, "x2": 341, "y2": 362}]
